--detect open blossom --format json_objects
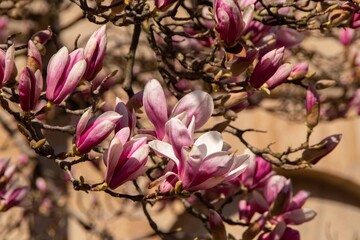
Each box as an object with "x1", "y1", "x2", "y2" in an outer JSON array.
[
  {"x1": 143, "y1": 79, "x2": 213, "y2": 140},
  {"x1": 213, "y1": 0, "x2": 253, "y2": 47},
  {"x1": 0, "y1": 44, "x2": 15, "y2": 88},
  {"x1": 149, "y1": 117, "x2": 250, "y2": 192},
  {"x1": 249, "y1": 47, "x2": 291, "y2": 89},
  {"x1": 104, "y1": 127, "x2": 149, "y2": 189},
  {"x1": 46, "y1": 47, "x2": 86, "y2": 104},
  {"x1": 75, "y1": 109, "x2": 122, "y2": 153},
  {"x1": 263, "y1": 176, "x2": 316, "y2": 225},
  {"x1": 83, "y1": 25, "x2": 107, "y2": 81},
  {"x1": 19, "y1": 67, "x2": 43, "y2": 112}
]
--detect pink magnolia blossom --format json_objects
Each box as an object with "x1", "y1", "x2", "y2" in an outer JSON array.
[
  {"x1": 0, "y1": 185, "x2": 27, "y2": 212},
  {"x1": 338, "y1": 28, "x2": 354, "y2": 46},
  {"x1": 0, "y1": 44, "x2": 15, "y2": 88},
  {"x1": 306, "y1": 84, "x2": 320, "y2": 129},
  {"x1": 289, "y1": 63, "x2": 308, "y2": 80},
  {"x1": 0, "y1": 158, "x2": 16, "y2": 189},
  {"x1": 46, "y1": 47, "x2": 86, "y2": 104},
  {"x1": 249, "y1": 47, "x2": 291, "y2": 89},
  {"x1": 104, "y1": 127, "x2": 149, "y2": 189},
  {"x1": 263, "y1": 176, "x2": 316, "y2": 225},
  {"x1": 238, "y1": 191, "x2": 268, "y2": 223},
  {"x1": 301, "y1": 134, "x2": 342, "y2": 164},
  {"x1": 351, "y1": 13, "x2": 360, "y2": 28},
  {"x1": 149, "y1": 117, "x2": 250, "y2": 192},
  {"x1": 83, "y1": 25, "x2": 107, "y2": 81},
  {"x1": 143, "y1": 79, "x2": 213, "y2": 140},
  {"x1": 19, "y1": 67, "x2": 43, "y2": 112},
  {"x1": 209, "y1": 209, "x2": 227, "y2": 240},
  {"x1": 213, "y1": 0, "x2": 253, "y2": 47},
  {"x1": 75, "y1": 110, "x2": 122, "y2": 153},
  {"x1": 32, "y1": 29, "x2": 52, "y2": 45}
]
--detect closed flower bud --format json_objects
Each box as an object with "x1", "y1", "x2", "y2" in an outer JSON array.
[
  {"x1": 249, "y1": 47, "x2": 290, "y2": 89},
  {"x1": 83, "y1": 25, "x2": 107, "y2": 81},
  {"x1": 302, "y1": 134, "x2": 342, "y2": 164},
  {"x1": 75, "y1": 110, "x2": 122, "y2": 153},
  {"x1": 338, "y1": 27, "x2": 354, "y2": 46},
  {"x1": 209, "y1": 209, "x2": 227, "y2": 240},
  {"x1": 289, "y1": 63, "x2": 308, "y2": 80},
  {"x1": 0, "y1": 186, "x2": 27, "y2": 212},
  {"x1": 214, "y1": 0, "x2": 253, "y2": 47},
  {"x1": 19, "y1": 67, "x2": 43, "y2": 112},
  {"x1": 306, "y1": 84, "x2": 320, "y2": 129},
  {"x1": 0, "y1": 44, "x2": 15, "y2": 88},
  {"x1": 46, "y1": 47, "x2": 86, "y2": 104},
  {"x1": 31, "y1": 29, "x2": 52, "y2": 45}
]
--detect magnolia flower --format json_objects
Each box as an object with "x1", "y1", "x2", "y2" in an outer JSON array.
[
  {"x1": 289, "y1": 63, "x2": 308, "y2": 80},
  {"x1": 249, "y1": 47, "x2": 291, "y2": 89},
  {"x1": 301, "y1": 134, "x2": 342, "y2": 164},
  {"x1": 149, "y1": 117, "x2": 250, "y2": 192},
  {"x1": 263, "y1": 176, "x2": 316, "y2": 225},
  {"x1": 306, "y1": 84, "x2": 320, "y2": 129},
  {"x1": 213, "y1": 0, "x2": 253, "y2": 47},
  {"x1": 104, "y1": 127, "x2": 149, "y2": 189},
  {"x1": 75, "y1": 110, "x2": 122, "y2": 153},
  {"x1": 0, "y1": 158, "x2": 16, "y2": 189},
  {"x1": 338, "y1": 28, "x2": 354, "y2": 46},
  {"x1": 46, "y1": 47, "x2": 86, "y2": 104},
  {"x1": 0, "y1": 44, "x2": 15, "y2": 88},
  {"x1": 143, "y1": 79, "x2": 213, "y2": 140},
  {"x1": 0, "y1": 185, "x2": 27, "y2": 212},
  {"x1": 83, "y1": 25, "x2": 107, "y2": 81},
  {"x1": 19, "y1": 67, "x2": 43, "y2": 112},
  {"x1": 209, "y1": 210, "x2": 227, "y2": 240}
]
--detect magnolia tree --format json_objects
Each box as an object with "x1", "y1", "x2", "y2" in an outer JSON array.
[{"x1": 0, "y1": 0, "x2": 358, "y2": 239}]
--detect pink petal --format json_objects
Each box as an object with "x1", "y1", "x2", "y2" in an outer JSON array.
[
  {"x1": 148, "y1": 140, "x2": 180, "y2": 166},
  {"x1": 194, "y1": 131, "x2": 223, "y2": 158},
  {"x1": 53, "y1": 59, "x2": 86, "y2": 104},
  {"x1": 143, "y1": 79, "x2": 168, "y2": 139},
  {"x1": 171, "y1": 90, "x2": 214, "y2": 129},
  {"x1": 167, "y1": 118, "x2": 193, "y2": 159},
  {"x1": 46, "y1": 47, "x2": 69, "y2": 101}
]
